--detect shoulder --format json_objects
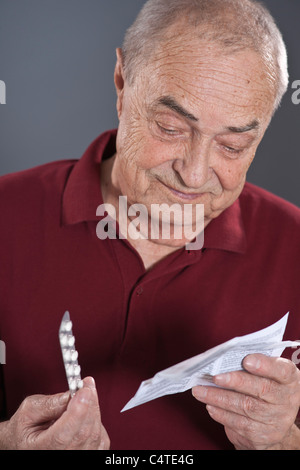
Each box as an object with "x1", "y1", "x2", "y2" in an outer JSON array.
[
  {"x1": 0, "y1": 160, "x2": 77, "y2": 210},
  {"x1": 240, "y1": 182, "x2": 300, "y2": 248},
  {"x1": 241, "y1": 182, "x2": 300, "y2": 224},
  {"x1": 0, "y1": 160, "x2": 78, "y2": 241},
  {"x1": 0, "y1": 159, "x2": 77, "y2": 192}
]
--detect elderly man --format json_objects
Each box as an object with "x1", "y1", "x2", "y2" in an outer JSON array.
[{"x1": 0, "y1": 0, "x2": 300, "y2": 450}]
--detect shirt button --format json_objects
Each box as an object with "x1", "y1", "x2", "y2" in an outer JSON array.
[{"x1": 136, "y1": 286, "x2": 144, "y2": 296}]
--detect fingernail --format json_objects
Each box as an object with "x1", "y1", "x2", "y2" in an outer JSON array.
[
  {"x1": 193, "y1": 387, "x2": 207, "y2": 399},
  {"x1": 214, "y1": 373, "x2": 231, "y2": 385},
  {"x1": 206, "y1": 405, "x2": 216, "y2": 415},
  {"x1": 86, "y1": 376, "x2": 96, "y2": 389},
  {"x1": 59, "y1": 391, "x2": 70, "y2": 405},
  {"x1": 244, "y1": 356, "x2": 261, "y2": 370},
  {"x1": 77, "y1": 386, "x2": 92, "y2": 404}
]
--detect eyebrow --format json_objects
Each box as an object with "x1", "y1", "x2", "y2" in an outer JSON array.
[
  {"x1": 155, "y1": 96, "x2": 199, "y2": 122},
  {"x1": 226, "y1": 120, "x2": 260, "y2": 133},
  {"x1": 155, "y1": 95, "x2": 260, "y2": 133}
]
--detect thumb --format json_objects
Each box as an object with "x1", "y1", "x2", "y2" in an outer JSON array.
[{"x1": 21, "y1": 391, "x2": 70, "y2": 426}]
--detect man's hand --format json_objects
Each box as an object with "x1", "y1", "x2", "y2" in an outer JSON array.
[
  {"x1": 0, "y1": 377, "x2": 110, "y2": 450},
  {"x1": 192, "y1": 354, "x2": 300, "y2": 450}
]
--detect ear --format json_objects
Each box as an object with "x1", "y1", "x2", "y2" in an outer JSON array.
[{"x1": 114, "y1": 48, "x2": 125, "y2": 118}]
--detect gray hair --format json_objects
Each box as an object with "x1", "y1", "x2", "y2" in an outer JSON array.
[{"x1": 122, "y1": 0, "x2": 289, "y2": 111}]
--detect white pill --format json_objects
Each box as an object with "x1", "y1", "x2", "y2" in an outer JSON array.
[
  {"x1": 63, "y1": 321, "x2": 73, "y2": 332},
  {"x1": 71, "y1": 350, "x2": 78, "y2": 361},
  {"x1": 69, "y1": 379, "x2": 77, "y2": 391},
  {"x1": 66, "y1": 364, "x2": 75, "y2": 376},
  {"x1": 77, "y1": 380, "x2": 84, "y2": 390},
  {"x1": 63, "y1": 349, "x2": 72, "y2": 362},
  {"x1": 67, "y1": 336, "x2": 75, "y2": 347},
  {"x1": 60, "y1": 334, "x2": 68, "y2": 347}
]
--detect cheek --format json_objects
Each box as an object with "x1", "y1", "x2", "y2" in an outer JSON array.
[
  {"x1": 118, "y1": 125, "x2": 177, "y2": 175},
  {"x1": 214, "y1": 154, "x2": 255, "y2": 192},
  {"x1": 118, "y1": 93, "x2": 185, "y2": 173},
  {"x1": 144, "y1": 139, "x2": 181, "y2": 171},
  {"x1": 117, "y1": 110, "x2": 155, "y2": 167}
]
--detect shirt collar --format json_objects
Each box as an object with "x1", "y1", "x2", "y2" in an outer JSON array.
[
  {"x1": 62, "y1": 129, "x2": 247, "y2": 254},
  {"x1": 203, "y1": 200, "x2": 247, "y2": 254},
  {"x1": 62, "y1": 129, "x2": 117, "y2": 226}
]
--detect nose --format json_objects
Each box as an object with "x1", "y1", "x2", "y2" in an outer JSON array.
[{"x1": 172, "y1": 139, "x2": 212, "y2": 190}]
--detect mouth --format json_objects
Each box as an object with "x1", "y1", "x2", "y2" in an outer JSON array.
[{"x1": 158, "y1": 179, "x2": 206, "y2": 201}]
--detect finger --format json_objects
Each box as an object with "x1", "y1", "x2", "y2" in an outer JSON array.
[
  {"x1": 212, "y1": 356, "x2": 300, "y2": 403},
  {"x1": 98, "y1": 425, "x2": 110, "y2": 450},
  {"x1": 83, "y1": 376, "x2": 97, "y2": 390},
  {"x1": 206, "y1": 405, "x2": 262, "y2": 441},
  {"x1": 48, "y1": 386, "x2": 92, "y2": 449},
  {"x1": 76, "y1": 376, "x2": 104, "y2": 449},
  {"x1": 207, "y1": 404, "x2": 248, "y2": 428},
  {"x1": 205, "y1": 405, "x2": 287, "y2": 449},
  {"x1": 211, "y1": 369, "x2": 281, "y2": 403},
  {"x1": 48, "y1": 377, "x2": 102, "y2": 450},
  {"x1": 192, "y1": 385, "x2": 273, "y2": 423},
  {"x1": 21, "y1": 391, "x2": 70, "y2": 426},
  {"x1": 242, "y1": 354, "x2": 300, "y2": 384},
  {"x1": 74, "y1": 377, "x2": 109, "y2": 450},
  {"x1": 193, "y1": 386, "x2": 295, "y2": 450}
]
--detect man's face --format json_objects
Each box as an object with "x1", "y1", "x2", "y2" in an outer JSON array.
[{"x1": 112, "y1": 33, "x2": 275, "y2": 243}]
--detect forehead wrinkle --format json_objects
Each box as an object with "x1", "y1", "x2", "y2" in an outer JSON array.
[
  {"x1": 150, "y1": 40, "x2": 272, "y2": 93},
  {"x1": 150, "y1": 64, "x2": 269, "y2": 112}
]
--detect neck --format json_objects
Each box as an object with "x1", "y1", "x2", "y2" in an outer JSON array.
[
  {"x1": 101, "y1": 156, "x2": 183, "y2": 269},
  {"x1": 100, "y1": 155, "x2": 206, "y2": 270}
]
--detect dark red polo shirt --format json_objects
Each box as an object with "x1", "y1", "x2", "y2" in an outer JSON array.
[{"x1": 1, "y1": 129, "x2": 300, "y2": 450}]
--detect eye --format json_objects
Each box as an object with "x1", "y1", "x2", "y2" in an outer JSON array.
[
  {"x1": 224, "y1": 145, "x2": 241, "y2": 153},
  {"x1": 156, "y1": 122, "x2": 180, "y2": 136},
  {"x1": 221, "y1": 144, "x2": 244, "y2": 158}
]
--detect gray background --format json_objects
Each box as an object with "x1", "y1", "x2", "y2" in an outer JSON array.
[{"x1": 0, "y1": 0, "x2": 299, "y2": 207}]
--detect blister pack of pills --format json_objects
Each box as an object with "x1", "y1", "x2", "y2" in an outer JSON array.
[{"x1": 59, "y1": 311, "x2": 83, "y2": 396}]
